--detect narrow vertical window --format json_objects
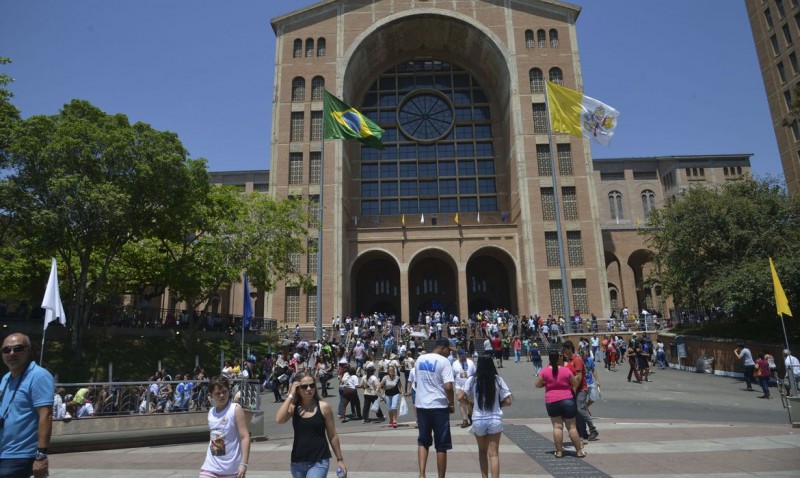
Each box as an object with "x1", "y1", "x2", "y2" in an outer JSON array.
[
  {"x1": 529, "y1": 68, "x2": 544, "y2": 93},
  {"x1": 549, "y1": 67, "x2": 564, "y2": 86},
  {"x1": 292, "y1": 77, "x2": 305, "y2": 102},
  {"x1": 289, "y1": 153, "x2": 303, "y2": 185},
  {"x1": 540, "y1": 187, "x2": 556, "y2": 220},
  {"x1": 285, "y1": 287, "x2": 300, "y2": 322},
  {"x1": 545, "y1": 232, "x2": 560, "y2": 267},
  {"x1": 293, "y1": 39, "x2": 302, "y2": 58},
  {"x1": 290, "y1": 112, "x2": 304, "y2": 142},
  {"x1": 536, "y1": 144, "x2": 551, "y2": 175},
  {"x1": 316, "y1": 38, "x2": 326, "y2": 57},
  {"x1": 609, "y1": 191, "x2": 623, "y2": 220},
  {"x1": 311, "y1": 76, "x2": 325, "y2": 101},
  {"x1": 525, "y1": 29, "x2": 534, "y2": 48},
  {"x1": 567, "y1": 231, "x2": 583, "y2": 266},
  {"x1": 557, "y1": 144, "x2": 573, "y2": 176},
  {"x1": 533, "y1": 104, "x2": 548, "y2": 134},
  {"x1": 549, "y1": 29, "x2": 559, "y2": 48},
  {"x1": 305, "y1": 38, "x2": 314, "y2": 57},
  {"x1": 310, "y1": 111, "x2": 323, "y2": 141},
  {"x1": 306, "y1": 287, "x2": 317, "y2": 324},
  {"x1": 309, "y1": 152, "x2": 321, "y2": 184},
  {"x1": 641, "y1": 189, "x2": 656, "y2": 217},
  {"x1": 562, "y1": 186, "x2": 578, "y2": 220},
  {"x1": 537, "y1": 29, "x2": 546, "y2": 48}
]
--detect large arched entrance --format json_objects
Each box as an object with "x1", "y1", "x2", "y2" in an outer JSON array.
[
  {"x1": 351, "y1": 251, "x2": 401, "y2": 318},
  {"x1": 408, "y1": 249, "x2": 458, "y2": 323},
  {"x1": 466, "y1": 247, "x2": 517, "y2": 314},
  {"x1": 628, "y1": 249, "x2": 655, "y2": 314}
]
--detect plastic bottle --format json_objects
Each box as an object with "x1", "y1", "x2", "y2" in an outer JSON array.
[{"x1": 336, "y1": 466, "x2": 346, "y2": 478}]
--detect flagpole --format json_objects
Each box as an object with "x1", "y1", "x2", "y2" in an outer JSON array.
[
  {"x1": 544, "y1": 83, "x2": 571, "y2": 322},
  {"x1": 315, "y1": 133, "x2": 325, "y2": 342},
  {"x1": 40, "y1": 327, "x2": 46, "y2": 365}
]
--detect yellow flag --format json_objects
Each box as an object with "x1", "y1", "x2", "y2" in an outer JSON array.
[
  {"x1": 454, "y1": 212, "x2": 459, "y2": 225},
  {"x1": 770, "y1": 257, "x2": 793, "y2": 317},
  {"x1": 546, "y1": 81, "x2": 619, "y2": 146},
  {"x1": 401, "y1": 214, "x2": 406, "y2": 227}
]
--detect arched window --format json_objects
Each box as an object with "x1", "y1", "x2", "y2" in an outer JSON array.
[
  {"x1": 317, "y1": 38, "x2": 326, "y2": 57},
  {"x1": 305, "y1": 38, "x2": 314, "y2": 58},
  {"x1": 292, "y1": 77, "x2": 306, "y2": 102},
  {"x1": 525, "y1": 29, "x2": 534, "y2": 48},
  {"x1": 549, "y1": 67, "x2": 563, "y2": 86},
  {"x1": 641, "y1": 189, "x2": 656, "y2": 217},
  {"x1": 293, "y1": 39, "x2": 302, "y2": 58},
  {"x1": 311, "y1": 76, "x2": 325, "y2": 101},
  {"x1": 529, "y1": 68, "x2": 544, "y2": 93},
  {"x1": 549, "y1": 29, "x2": 559, "y2": 48},
  {"x1": 609, "y1": 191, "x2": 623, "y2": 220},
  {"x1": 537, "y1": 29, "x2": 546, "y2": 48}
]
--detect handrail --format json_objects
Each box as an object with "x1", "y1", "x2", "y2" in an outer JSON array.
[{"x1": 53, "y1": 379, "x2": 261, "y2": 419}]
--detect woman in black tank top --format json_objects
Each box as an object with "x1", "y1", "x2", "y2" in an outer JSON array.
[{"x1": 275, "y1": 372, "x2": 347, "y2": 477}]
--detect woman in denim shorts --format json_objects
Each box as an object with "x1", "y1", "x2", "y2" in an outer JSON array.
[{"x1": 457, "y1": 355, "x2": 513, "y2": 478}]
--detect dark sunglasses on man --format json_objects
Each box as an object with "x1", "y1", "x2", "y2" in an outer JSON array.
[{"x1": 1, "y1": 345, "x2": 28, "y2": 354}]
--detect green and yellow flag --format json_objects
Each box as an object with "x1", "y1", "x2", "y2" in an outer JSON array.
[
  {"x1": 323, "y1": 90, "x2": 384, "y2": 149},
  {"x1": 770, "y1": 257, "x2": 793, "y2": 317}
]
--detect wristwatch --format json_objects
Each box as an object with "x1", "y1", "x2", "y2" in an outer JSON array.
[{"x1": 35, "y1": 448, "x2": 48, "y2": 461}]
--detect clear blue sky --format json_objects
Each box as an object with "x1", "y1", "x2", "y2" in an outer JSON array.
[{"x1": 1, "y1": 0, "x2": 783, "y2": 181}]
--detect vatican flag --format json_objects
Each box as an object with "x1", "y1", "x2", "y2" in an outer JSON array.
[{"x1": 546, "y1": 81, "x2": 619, "y2": 146}]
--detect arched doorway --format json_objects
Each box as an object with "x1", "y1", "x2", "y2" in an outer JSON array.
[
  {"x1": 408, "y1": 249, "x2": 458, "y2": 323},
  {"x1": 628, "y1": 249, "x2": 655, "y2": 314},
  {"x1": 351, "y1": 251, "x2": 401, "y2": 319},
  {"x1": 466, "y1": 247, "x2": 517, "y2": 315}
]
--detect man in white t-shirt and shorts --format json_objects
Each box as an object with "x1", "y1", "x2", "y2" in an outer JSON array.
[{"x1": 414, "y1": 337, "x2": 456, "y2": 478}]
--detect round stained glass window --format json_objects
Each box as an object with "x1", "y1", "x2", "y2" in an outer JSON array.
[{"x1": 397, "y1": 90, "x2": 454, "y2": 142}]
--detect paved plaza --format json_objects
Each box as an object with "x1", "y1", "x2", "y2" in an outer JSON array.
[{"x1": 51, "y1": 355, "x2": 800, "y2": 477}]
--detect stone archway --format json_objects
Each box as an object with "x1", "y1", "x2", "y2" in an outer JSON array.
[
  {"x1": 628, "y1": 249, "x2": 655, "y2": 314},
  {"x1": 466, "y1": 247, "x2": 517, "y2": 315},
  {"x1": 351, "y1": 251, "x2": 401, "y2": 318},
  {"x1": 408, "y1": 249, "x2": 459, "y2": 323}
]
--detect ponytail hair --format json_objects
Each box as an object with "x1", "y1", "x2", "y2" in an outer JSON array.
[{"x1": 548, "y1": 351, "x2": 560, "y2": 378}]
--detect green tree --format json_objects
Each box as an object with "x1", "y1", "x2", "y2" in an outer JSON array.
[
  {"x1": 642, "y1": 177, "x2": 800, "y2": 320},
  {"x1": 1, "y1": 98, "x2": 313, "y2": 357}
]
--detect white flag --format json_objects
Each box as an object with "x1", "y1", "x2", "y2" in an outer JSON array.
[
  {"x1": 42, "y1": 258, "x2": 66, "y2": 330},
  {"x1": 477, "y1": 211, "x2": 481, "y2": 223},
  {"x1": 420, "y1": 213, "x2": 425, "y2": 224}
]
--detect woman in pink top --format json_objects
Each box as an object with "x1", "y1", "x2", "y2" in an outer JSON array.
[{"x1": 535, "y1": 350, "x2": 585, "y2": 458}]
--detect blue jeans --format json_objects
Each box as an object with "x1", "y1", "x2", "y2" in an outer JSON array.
[
  {"x1": 0, "y1": 458, "x2": 34, "y2": 478},
  {"x1": 291, "y1": 458, "x2": 329, "y2": 478},
  {"x1": 514, "y1": 350, "x2": 521, "y2": 362}
]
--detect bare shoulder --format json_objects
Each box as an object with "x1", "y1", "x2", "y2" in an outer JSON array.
[{"x1": 319, "y1": 400, "x2": 333, "y2": 416}]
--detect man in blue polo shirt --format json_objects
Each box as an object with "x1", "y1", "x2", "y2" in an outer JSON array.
[{"x1": 0, "y1": 333, "x2": 54, "y2": 477}]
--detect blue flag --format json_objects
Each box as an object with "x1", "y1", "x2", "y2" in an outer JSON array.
[{"x1": 243, "y1": 274, "x2": 253, "y2": 329}]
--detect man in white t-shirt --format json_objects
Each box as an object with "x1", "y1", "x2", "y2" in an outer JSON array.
[
  {"x1": 784, "y1": 349, "x2": 800, "y2": 396},
  {"x1": 452, "y1": 350, "x2": 476, "y2": 428},
  {"x1": 414, "y1": 337, "x2": 456, "y2": 478}
]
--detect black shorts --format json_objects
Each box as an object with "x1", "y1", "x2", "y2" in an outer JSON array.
[
  {"x1": 417, "y1": 407, "x2": 453, "y2": 452},
  {"x1": 545, "y1": 398, "x2": 577, "y2": 419}
]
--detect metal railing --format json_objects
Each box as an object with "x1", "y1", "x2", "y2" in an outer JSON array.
[{"x1": 53, "y1": 379, "x2": 261, "y2": 419}]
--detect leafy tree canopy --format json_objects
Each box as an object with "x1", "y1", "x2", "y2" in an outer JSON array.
[
  {"x1": 0, "y1": 99, "x2": 309, "y2": 353},
  {"x1": 642, "y1": 177, "x2": 800, "y2": 320}
]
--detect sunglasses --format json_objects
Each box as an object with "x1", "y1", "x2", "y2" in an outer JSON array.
[
  {"x1": 299, "y1": 383, "x2": 316, "y2": 390},
  {"x1": 1, "y1": 345, "x2": 28, "y2": 355}
]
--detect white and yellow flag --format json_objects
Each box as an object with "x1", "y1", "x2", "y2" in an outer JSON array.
[{"x1": 546, "y1": 80, "x2": 619, "y2": 146}]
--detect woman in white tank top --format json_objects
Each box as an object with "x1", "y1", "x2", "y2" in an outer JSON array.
[{"x1": 200, "y1": 376, "x2": 251, "y2": 478}]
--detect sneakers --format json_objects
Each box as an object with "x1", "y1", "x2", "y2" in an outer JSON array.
[{"x1": 588, "y1": 431, "x2": 599, "y2": 441}]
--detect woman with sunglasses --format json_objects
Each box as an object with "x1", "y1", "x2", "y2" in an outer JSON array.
[
  {"x1": 275, "y1": 372, "x2": 347, "y2": 478},
  {"x1": 200, "y1": 376, "x2": 251, "y2": 478}
]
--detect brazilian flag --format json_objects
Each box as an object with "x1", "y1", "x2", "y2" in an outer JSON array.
[{"x1": 323, "y1": 89, "x2": 384, "y2": 150}]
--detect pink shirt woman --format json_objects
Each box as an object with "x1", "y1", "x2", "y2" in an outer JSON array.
[{"x1": 539, "y1": 365, "x2": 574, "y2": 403}]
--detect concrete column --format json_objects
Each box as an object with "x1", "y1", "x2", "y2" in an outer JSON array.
[
  {"x1": 620, "y1": 262, "x2": 638, "y2": 313},
  {"x1": 400, "y1": 267, "x2": 410, "y2": 324},
  {"x1": 457, "y1": 267, "x2": 469, "y2": 326}
]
